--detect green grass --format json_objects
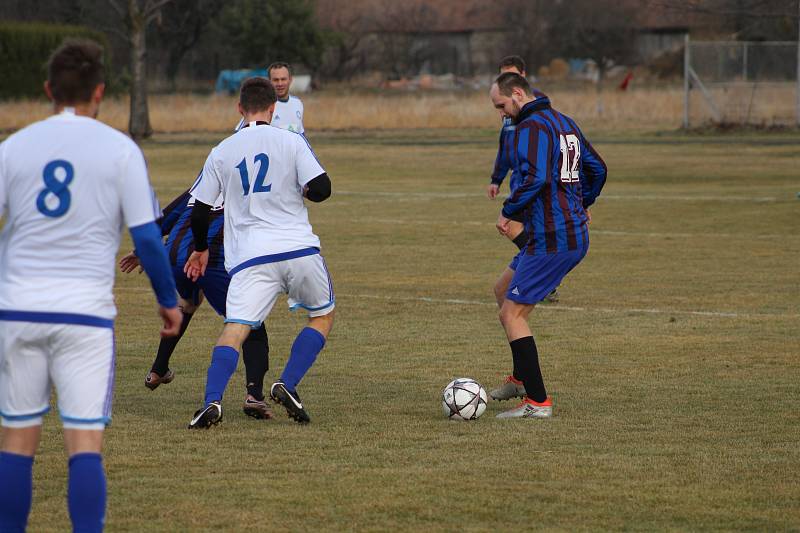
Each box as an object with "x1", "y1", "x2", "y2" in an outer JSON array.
[{"x1": 23, "y1": 128, "x2": 800, "y2": 531}]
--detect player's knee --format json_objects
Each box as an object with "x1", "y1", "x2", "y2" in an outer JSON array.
[
  {"x1": 309, "y1": 309, "x2": 334, "y2": 337},
  {"x1": 179, "y1": 297, "x2": 199, "y2": 314}
]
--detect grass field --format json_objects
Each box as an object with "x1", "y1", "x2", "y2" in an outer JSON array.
[{"x1": 15, "y1": 127, "x2": 800, "y2": 531}]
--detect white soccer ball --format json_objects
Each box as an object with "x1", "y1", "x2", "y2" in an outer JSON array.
[{"x1": 441, "y1": 378, "x2": 488, "y2": 421}]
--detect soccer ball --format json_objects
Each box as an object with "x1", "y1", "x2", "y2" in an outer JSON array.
[{"x1": 441, "y1": 378, "x2": 488, "y2": 421}]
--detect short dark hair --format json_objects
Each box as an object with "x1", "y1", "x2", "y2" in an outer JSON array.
[
  {"x1": 47, "y1": 39, "x2": 105, "y2": 104},
  {"x1": 267, "y1": 61, "x2": 292, "y2": 76},
  {"x1": 495, "y1": 72, "x2": 532, "y2": 97},
  {"x1": 499, "y1": 55, "x2": 526, "y2": 74},
  {"x1": 239, "y1": 76, "x2": 277, "y2": 113}
]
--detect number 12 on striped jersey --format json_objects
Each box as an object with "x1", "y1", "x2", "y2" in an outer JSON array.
[
  {"x1": 559, "y1": 134, "x2": 581, "y2": 184},
  {"x1": 236, "y1": 153, "x2": 271, "y2": 196}
]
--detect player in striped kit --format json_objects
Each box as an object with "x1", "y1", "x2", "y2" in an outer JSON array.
[
  {"x1": 0, "y1": 40, "x2": 180, "y2": 532},
  {"x1": 488, "y1": 72, "x2": 607, "y2": 418},
  {"x1": 119, "y1": 187, "x2": 273, "y2": 419}
]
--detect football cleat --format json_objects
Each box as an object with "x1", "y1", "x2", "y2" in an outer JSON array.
[
  {"x1": 543, "y1": 288, "x2": 560, "y2": 303},
  {"x1": 144, "y1": 369, "x2": 175, "y2": 391},
  {"x1": 270, "y1": 381, "x2": 310, "y2": 424},
  {"x1": 243, "y1": 395, "x2": 274, "y2": 420},
  {"x1": 496, "y1": 396, "x2": 553, "y2": 419},
  {"x1": 489, "y1": 375, "x2": 526, "y2": 401},
  {"x1": 188, "y1": 402, "x2": 223, "y2": 429}
]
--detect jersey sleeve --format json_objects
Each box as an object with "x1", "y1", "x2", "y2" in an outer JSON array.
[
  {"x1": 576, "y1": 127, "x2": 607, "y2": 209},
  {"x1": 0, "y1": 143, "x2": 6, "y2": 219},
  {"x1": 120, "y1": 145, "x2": 161, "y2": 228},
  {"x1": 297, "y1": 100, "x2": 305, "y2": 134},
  {"x1": 490, "y1": 127, "x2": 510, "y2": 185},
  {"x1": 295, "y1": 135, "x2": 324, "y2": 187},
  {"x1": 502, "y1": 124, "x2": 551, "y2": 218},
  {"x1": 191, "y1": 151, "x2": 224, "y2": 206}
]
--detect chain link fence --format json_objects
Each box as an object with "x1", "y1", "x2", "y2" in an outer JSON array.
[{"x1": 684, "y1": 38, "x2": 799, "y2": 127}]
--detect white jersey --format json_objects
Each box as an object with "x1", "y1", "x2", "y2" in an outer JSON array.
[
  {"x1": 235, "y1": 95, "x2": 304, "y2": 134},
  {"x1": 0, "y1": 110, "x2": 160, "y2": 320},
  {"x1": 192, "y1": 122, "x2": 324, "y2": 273}
]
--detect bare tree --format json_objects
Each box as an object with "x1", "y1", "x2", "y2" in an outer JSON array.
[{"x1": 106, "y1": 0, "x2": 174, "y2": 141}]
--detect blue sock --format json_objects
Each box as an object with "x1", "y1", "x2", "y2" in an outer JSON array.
[
  {"x1": 204, "y1": 346, "x2": 239, "y2": 405},
  {"x1": 0, "y1": 452, "x2": 34, "y2": 533},
  {"x1": 280, "y1": 327, "x2": 326, "y2": 391},
  {"x1": 67, "y1": 453, "x2": 105, "y2": 533}
]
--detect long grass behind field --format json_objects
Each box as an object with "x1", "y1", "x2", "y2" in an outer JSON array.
[{"x1": 0, "y1": 87, "x2": 686, "y2": 133}]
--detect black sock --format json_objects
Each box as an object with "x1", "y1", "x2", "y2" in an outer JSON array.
[
  {"x1": 150, "y1": 311, "x2": 193, "y2": 376},
  {"x1": 242, "y1": 324, "x2": 269, "y2": 401},
  {"x1": 512, "y1": 229, "x2": 528, "y2": 250},
  {"x1": 509, "y1": 336, "x2": 547, "y2": 402}
]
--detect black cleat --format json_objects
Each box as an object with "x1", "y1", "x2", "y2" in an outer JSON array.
[
  {"x1": 188, "y1": 402, "x2": 222, "y2": 429},
  {"x1": 270, "y1": 382, "x2": 310, "y2": 424}
]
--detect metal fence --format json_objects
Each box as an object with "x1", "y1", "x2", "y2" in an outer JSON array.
[{"x1": 684, "y1": 37, "x2": 800, "y2": 127}]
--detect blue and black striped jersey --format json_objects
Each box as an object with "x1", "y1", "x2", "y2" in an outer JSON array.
[
  {"x1": 160, "y1": 189, "x2": 225, "y2": 269},
  {"x1": 490, "y1": 117, "x2": 520, "y2": 190},
  {"x1": 502, "y1": 94, "x2": 607, "y2": 255}
]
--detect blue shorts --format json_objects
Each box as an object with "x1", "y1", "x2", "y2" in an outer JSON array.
[
  {"x1": 506, "y1": 247, "x2": 587, "y2": 305},
  {"x1": 173, "y1": 265, "x2": 231, "y2": 316}
]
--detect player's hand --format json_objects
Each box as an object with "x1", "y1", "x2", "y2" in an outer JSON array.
[
  {"x1": 159, "y1": 306, "x2": 182, "y2": 337},
  {"x1": 487, "y1": 184, "x2": 499, "y2": 199},
  {"x1": 496, "y1": 214, "x2": 511, "y2": 236},
  {"x1": 585, "y1": 208, "x2": 592, "y2": 224},
  {"x1": 119, "y1": 251, "x2": 143, "y2": 274},
  {"x1": 184, "y1": 250, "x2": 209, "y2": 282}
]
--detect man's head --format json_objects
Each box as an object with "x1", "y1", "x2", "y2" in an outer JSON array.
[
  {"x1": 490, "y1": 72, "x2": 534, "y2": 120},
  {"x1": 44, "y1": 39, "x2": 105, "y2": 116},
  {"x1": 238, "y1": 76, "x2": 277, "y2": 120},
  {"x1": 267, "y1": 61, "x2": 293, "y2": 100},
  {"x1": 498, "y1": 55, "x2": 526, "y2": 77}
]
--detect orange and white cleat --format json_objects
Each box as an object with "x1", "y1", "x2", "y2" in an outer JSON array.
[
  {"x1": 496, "y1": 396, "x2": 553, "y2": 419},
  {"x1": 489, "y1": 375, "x2": 526, "y2": 401}
]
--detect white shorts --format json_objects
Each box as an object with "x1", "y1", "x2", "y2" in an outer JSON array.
[
  {"x1": 225, "y1": 253, "x2": 335, "y2": 327},
  {"x1": 0, "y1": 320, "x2": 115, "y2": 430}
]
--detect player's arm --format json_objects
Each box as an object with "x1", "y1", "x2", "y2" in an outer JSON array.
[
  {"x1": 295, "y1": 134, "x2": 329, "y2": 202},
  {"x1": 0, "y1": 144, "x2": 7, "y2": 220},
  {"x1": 159, "y1": 187, "x2": 192, "y2": 236},
  {"x1": 490, "y1": 127, "x2": 510, "y2": 188},
  {"x1": 577, "y1": 128, "x2": 607, "y2": 209},
  {"x1": 184, "y1": 153, "x2": 222, "y2": 281},
  {"x1": 120, "y1": 147, "x2": 181, "y2": 336},
  {"x1": 304, "y1": 173, "x2": 331, "y2": 202},
  {"x1": 501, "y1": 124, "x2": 549, "y2": 218}
]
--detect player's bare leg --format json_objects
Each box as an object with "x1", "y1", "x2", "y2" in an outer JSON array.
[
  {"x1": 271, "y1": 309, "x2": 335, "y2": 424},
  {"x1": 493, "y1": 267, "x2": 515, "y2": 308},
  {"x1": 496, "y1": 300, "x2": 552, "y2": 418},
  {"x1": 1, "y1": 426, "x2": 41, "y2": 457}
]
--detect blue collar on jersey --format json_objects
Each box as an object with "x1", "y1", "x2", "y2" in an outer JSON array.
[
  {"x1": 515, "y1": 95, "x2": 551, "y2": 124},
  {"x1": 277, "y1": 96, "x2": 291, "y2": 103},
  {"x1": 240, "y1": 120, "x2": 269, "y2": 128}
]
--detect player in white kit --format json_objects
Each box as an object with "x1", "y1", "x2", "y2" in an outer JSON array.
[
  {"x1": 235, "y1": 61, "x2": 304, "y2": 134},
  {"x1": 186, "y1": 77, "x2": 333, "y2": 428},
  {"x1": 0, "y1": 41, "x2": 181, "y2": 532}
]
